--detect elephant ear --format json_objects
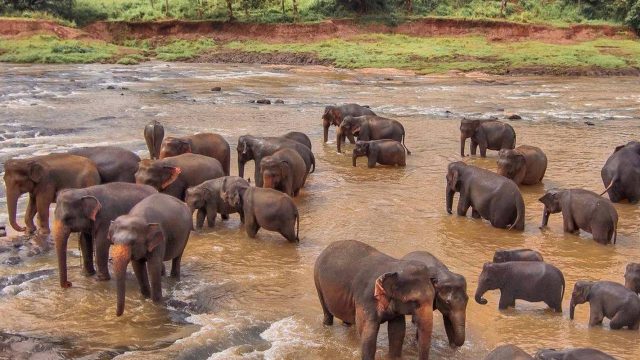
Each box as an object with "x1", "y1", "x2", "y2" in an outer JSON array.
[
  {"x1": 146, "y1": 223, "x2": 164, "y2": 252},
  {"x1": 331, "y1": 109, "x2": 342, "y2": 125},
  {"x1": 81, "y1": 196, "x2": 102, "y2": 221},
  {"x1": 374, "y1": 272, "x2": 398, "y2": 313},
  {"x1": 614, "y1": 144, "x2": 626, "y2": 153},
  {"x1": 538, "y1": 191, "x2": 554, "y2": 206},
  {"x1": 29, "y1": 162, "x2": 45, "y2": 183},
  {"x1": 448, "y1": 168, "x2": 460, "y2": 191},
  {"x1": 161, "y1": 166, "x2": 182, "y2": 189},
  {"x1": 180, "y1": 140, "x2": 192, "y2": 154},
  {"x1": 107, "y1": 221, "x2": 116, "y2": 244}
]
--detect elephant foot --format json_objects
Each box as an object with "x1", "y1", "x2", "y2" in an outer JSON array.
[
  {"x1": 82, "y1": 269, "x2": 96, "y2": 277},
  {"x1": 96, "y1": 273, "x2": 111, "y2": 281},
  {"x1": 323, "y1": 315, "x2": 333, "y2": 326}
]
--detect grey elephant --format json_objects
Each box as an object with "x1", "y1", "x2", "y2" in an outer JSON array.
[
  {"x1": 535, "y1": 348, "x2": 616, "y2": 360},
  {"x1": 624, "y1": 263, "x2": 640, "y2": 294},
  {"x1": 159, "y1": 133, "x2": 231, "y2": 176},
  {"x1": 475, "y1": 261, "x2": 564, "y2": 312},
  {"x1": 497, "y1": 145, "x2": 547, "y2": 185},
  {"x1": 185, "y1": 176, "x2": 249, "y2": 229},
  {"x1": 485, "y1": 344, "x2": 533, "y2": 360},
  {"x1": 446, "y1": 161, "x2": 525, "y2": 230},
  {"x1": 144, "y1": 120, "x2": 164, "y2": 160},
  {"x1": 402, "y1": 251, "x2": 468, "y2": 347},
  {"x1": 322, "y1": 104, "x2": 376, "y2": 143},
  {"x1": 460, "y1": 119, "x2": 516, "y2": 157},
  {"x1": 493, "y1": 249, "x2": 543, "y2": 263},
  {"x1": 539, "y1": 189, "x2": 618, "y2": 245},
  {"x1": 570, "y1": 280, "x2": 640, "y2": 330},
  {"x1": 260, "y1": 148, "x2": 307, "y2": 197},
  {"x1": 601, "y1": 140, "x2": 640, "y2": 203},
  {"x1": 222, "y1": 179, "x2": 300, "y2": 242},
  {"x1": 109, "y1": 193, "x2": 192, "y2": 316},
  {"x1": 352, "y1": 140, "x2": 406, "y2": 168},
  {"x1": 337, "y1": 115, "x2": 411, "y2": 154},
  {"x1": 68, "y1": 146, "x2": 141, "y2": 183}
]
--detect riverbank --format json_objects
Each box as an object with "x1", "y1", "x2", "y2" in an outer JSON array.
[{"x1": 1, "y1": 18, "x2": 639, "y2": 75}]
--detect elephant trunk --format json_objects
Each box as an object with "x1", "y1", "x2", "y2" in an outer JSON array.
[
  {"x1": 53, "y1": 220, "x2": 72, "y2": 288},
  {"x1": 446, "y1": 189, "x2": 455, "y2": 214},
  {"x1": 6, "y1": 186, "x2": 25, "y2": 232},
  {"x1": 474, "y1": 285, "x2": 488, "y2": 305},
  {"x1": 460, "y1": 135, "x2": 467, "y2": 157},
  {"x1": 414, "y1": 304, "x2": 433, "y2": 360},
  {"x1": 323, "y1": 119, "x2": 330, "y2": 143},
  {"x1": 447, "y1": 313, "x2": 466, "y2": 347},
  {"x1": 541, "y1": 207, "x2": 550, "y2": 228},
  {"x1": 452, "y1": 324, "x2": 466, "y2": 347},
  {"x1": 112, "y1": 243, "x2": 131, "y2": 317},
  {"x1": 238, "y1": 158, "x2": 245, "y2": 179},
  {"x1": 569, "y1": 299, "x2": 576, "y2": 319}
]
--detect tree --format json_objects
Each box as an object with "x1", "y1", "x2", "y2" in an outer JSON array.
[{"x1": 226, "y1": 0, "x2": 234, "y2": 20}]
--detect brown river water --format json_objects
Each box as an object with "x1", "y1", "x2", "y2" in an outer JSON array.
[{"x1": 0, "y1": 63, "x2": 639, "y2": 359}]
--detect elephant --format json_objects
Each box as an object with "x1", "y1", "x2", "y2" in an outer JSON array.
[
  {"x1": 446, "y1": 161, "x2": 525, "y2": 231},
  {"x1": 322, "y1": 104, "x2": 376, "y2": 143},
  {"x1": 53, "y1": 183, "x2": 157, "y2": 287},
  {"x1": 337, "y1": 115, "x2": 411, "y2": 155},
  {"x1": 4, "y1": 154, "x2": 101, "y2": 234},
  {"x1": 539, "y1": 189, "x2": 618, "y2": 245},
  {"x1": 569, "y1": 280, "x2": 640, "y2": 330},
  {"x1": 352, "y1": 140, "x2": 406, "y2": 168},
  {"x1": 282, "y1": 131, "x2": 312, "y2": 149},
  {"x1": 496, "y1": 145, "x2": 547, "y2": 185},
  {"x1": 475, "y1": 261, "x2": 564, "y2": 312},
  {"x1": 222, "y1": 179, "x2": 299, "y2": 242},
  {"x1": 260, "y1": 148, "x2": 307, "y2": 197},
  {"x1": 402, "y1": 251, "x2": 468, "y2": 347},
  {"x1": 68, "y1": 146, "x2": 140, "y2": 183},
  {"x1": 460, "y1": 119, "x2": 516, "y2": 157},
  {"x1": 237, "y1": 135, "x2": 315, "y2": 187},
  {"x1": 108, "y1": 193, "x2": 192, "y2": 316},
  {"x1": 314, "y1": 240, "x2": 436, "y2": 360},
  {"x1": 144, "y1": 120, "x2": 164, "y2": 160},
  {"x1": 158, "y1": 133, "x2": 231, "y2": 176},
  {"x1": 485, "y1": 345, "x2": 533, "y2": 360},
  {"x1": 184, "y1": 176, "x2": 248, "y2": 229},
  {"x1": 135, "y1": 153, "x2": 224, "y2": 201},
  {"x1": 535, "y1": 348, "x2": 615, "y2": 360},
  {"x1": 624, "y1": 263, "x2": 640, "y2": 294},
  {"x1": 493, "y1": 249, "x2": 544, "y2": 263},
  {"x1": 600, "y1": 140, "x2": 640, "y2": 203}
]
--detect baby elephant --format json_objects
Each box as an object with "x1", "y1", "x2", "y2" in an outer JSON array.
[
  {"x1": 535, "y1": 348, "x2": 616, "y2": 360},
  {"x1": 475, "y1": 261, "x2": 564, "y2": 312},
  {"x1": 570, "y1": 280, "x2": 640, "y2": 330},
  {"x1": 352, "y1": 140, "x2": 406, "y2": 168},
  {"x1": 493, "y1": 249, "x2": 544, "y2": 263},
  {"x1": 539, "y1": 188, "x2": 618, "y2": 245},
  {"x1": 497, "y1": 145, "x2": 547, "y2": 185},
  {"x1": 624, "y1": 263, "x2": 640, "y2": 294},
  {"x1": 222, "y1": 179, "x2": 300, "y2": 242},
  {"x1": 260, "y1": 148, "x2": 307, "y2": 197},
  {"x1": 185, "y1": 176, "x2": 249, "y2": 229},
  {"x1": 485, "y1": 344, "x2": 533, "y2": 360}
]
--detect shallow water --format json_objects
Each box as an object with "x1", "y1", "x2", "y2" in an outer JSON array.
[{"x1": 1, "y1": 63, "x2": 640, "y2": 359}]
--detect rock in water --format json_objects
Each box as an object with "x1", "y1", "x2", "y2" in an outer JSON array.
[
  {"x1": 211, "y1": 87, "x2": 222, "y2": 91},
  {"x1": 256, "y1": 99, "x2": 271, "y2": 104}
]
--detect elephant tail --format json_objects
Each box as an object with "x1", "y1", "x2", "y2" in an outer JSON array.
[
  {"x1": 508, "y1": 193, "x2": 525, "y2": 231},
  {"x1": 310, "y1": 152, "x2": 316, "y2": 173},
  {"x1": 402, "y1": 133, "x2": 412, "y2": 155},
  {"x1": 295, "y1": 208, "x2": 300, "y2": 243},
  {"x1": 613, "y1": 219, "x2": 618, "y2": 245},
  {"x1": 600, "y1": 175, "x2": 618, "y2": 197}
]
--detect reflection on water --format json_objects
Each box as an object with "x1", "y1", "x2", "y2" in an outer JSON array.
[{"x1": 1, "y1": 62, "x2": 640, "y2": 359}]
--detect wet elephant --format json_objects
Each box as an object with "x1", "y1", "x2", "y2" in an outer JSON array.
[
  {"x1": 109, "y1": 193, "x2": 192, "y2": 316},
  {"x1": 352, "y1": 140, "x2": 406, "y2": 168},
  {"x1": 460, "y1": 119, "x2": 516, "y2": 157},
  {"x1": 485, "y1": 344, "x2": 533, "y2": 360},
  {"x1": 535, "y1": 348, "x2": 616, "y2": 360},
  {"x1": 570, "y1": 280, "x2": 640, "y2": 330},
  {"x1": 237, "y1": 134, "x2": 315, "y2": 187},
  {"x1": 144, "y1": 120, "x2": 164, "y2": 160},
  {"x1": 493, "y1": 249, "x2": 543, "y2": 263},
  {"x1": 496, "y1": 145, "x2": 547, "y2": 185},
  {"x1": 260, "y1": 148, "x2": 307, "y2": 197},
  {"x1": 322, "y1": 104, "x2": 376, "y2": 143},
  {"x1": 159, "y1": 133, "x2": 231, "y2": 176},
  {"x1": 53, "y1": 183, "x2": 157, "y2": 287},
  {"x1": 4, "y1": 154, "x2": 101, "y2": 234},
  {"x1": 446, "y1": 161, "x2": 525, "y2": 230},
  {"x1": 68, "y1": 146, "x2": 140, "y2": 183},
  {"x1": 600, "y1": 140, "x2": 640, "y2": 203},
  {"x1": 282, "y1": 131, "x2": 312, "y2": 150},
  {"x1": 314, "y1": 240, "x2": 435, "y2": 360},
  {"x1": 475, "y1": 261, "x2": 564, "y2": 312},
  {"x1": 135, "y1": 153, "x2": 224, "y2": 201},
  {"x1": 337, "y1": 115, "x2": 411, "y2": 154},
  {"x1": 624, "y1": 263, "x2": 640, "y2": 294},
  {"x1": 185, "y1": 176, "x2": 249, "y2": 229},
  {"x1": 539, "y1": 188, "x2": 618, "y2": 245},
  {"x1": 402, "y1": 251, "x2": 468, "y2": 347}
]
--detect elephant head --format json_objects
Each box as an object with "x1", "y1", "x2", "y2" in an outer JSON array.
[
  {"x1": 352, "y1": 141, "x2": 369, "y2": 166},
  {"x1": 497, "y1": 148, "x2": 526, "y2": 182},
  {"x1": 260, "y1": 156, "x2": 291, "y2": 192},
  {"x1": 108, "y1": 216, "x2": 165, "y2": 316},
  {"x1": 374, "y1": 263, "x2": 436, "y2": 359},
  {"x1": 3, "y1": 158, "x2": 46, "y2": 232},
  {"x1": 538, "y1": 189, "x2": 563, "y2": 228},
  {"x1": 144, "y1": 120, "x2": 164, "y2": 160},
  {"x1": 433, "y1": 273, "x2": 468, "y2": 347},
  {"x1": 135, "y1": 160, "x2": 182, "y2": 192},
  {"x1": 53, "y1": 189, "x2": 102, "y2": 288},
  {"x1": 337, "y1": 116, "x2": 361, "y2": 153},
  {"x1": 322, "y1": 106, "x2": 342, "y2": 142},
  {"x1": 237, "y1": 135, "x2": 256, "y2": 179},
  {"x1": 475, "y1": 262, "x2": 504, "y2": 305},
  {"x1": 445, "y1": 161, "x2": 465, "y2": 214},
  {"x1": 184, "y1": 186, "x2": 209, "y2": 214},
  {"x1": 220, "y1": 177, "x2": 249, "y2": 213},
  {"x1": 624, "y1": 263, "x2": 640, "y2": 294},
  {"x1": 159, "y1": 137, "x2": 191, "y2": 159},
  {"x1": 459, "y1": 119, "x2": 481, "y2": 157},
  {"x1": 569, "y1": 280, "x2": 593, "y2": 319}
]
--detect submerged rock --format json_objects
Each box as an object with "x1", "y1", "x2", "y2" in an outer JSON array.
[
  {"x1": 506, "y1": 113, "x2": 522, "y2": 120},
  {"x1": 3, "y1": 256, "x2": 21, "y2": 266},
  {"x1": 274, "y1": 99, "x2": 284, "y2": 104}
]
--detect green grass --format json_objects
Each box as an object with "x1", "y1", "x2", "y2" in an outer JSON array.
[
  {"x1": 154, "y1": 38, "x2": 216, "y2": 61},
  {"x1": 0, "y1": 35, "x2": 126, "y2": 63}
]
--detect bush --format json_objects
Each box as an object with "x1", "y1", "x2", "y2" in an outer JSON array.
[
  {"x1": 3, "y1": 0, "x2": 75, "y2": 18},
  {"x1": 627, "y1": 0, "x2": 640, "y2": 33}
]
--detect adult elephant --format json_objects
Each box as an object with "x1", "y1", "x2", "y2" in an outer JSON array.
[
  {"x1": 322, "y1": 104, "x2": 376, "y2": 143},
  {"x1": 314, "y1": 240, "x2": 435, "y2": 360},
  {"x1": 535, "y1": 348, "x2": 615, "y2": 360},
  {"x1": 446, "y1": 161, "x2": 525, "y2": 230},
  {"x1": 53, "y1": 183, "x2": 157, "y2": 287},
  {"x1": 135, "y1": 153, "x2": 224, "y2": 200},
  {"x1": 600, "y1": 140, "x2": 640, "y2": 203},
  {"x1": 237, "y1": 135, "x2": 315, "y2": 187},
  {"x1": 496, "y1": 145, "x2": 547, "y2": 185},
  {"x1": 4, "y1": 154, "x2": 101, "y2": 234},
  {"x1": 402, "y1": 251, "x2": 468, "y2": 347},
  {"x1": 144, "y1": 120, "x2": 164, "y2": 160},
  {"x1": 337, "y1": 115, "x2": 411, "y2": 155},
  {"x1": 159, "y1": 133, "x2": 231, "y2": 176},
  {"x1": 460, "y1": 119, "x2": 516, "y2": 157},
  {"x1": 282, "y1": 131, "x2": 312, "y2": 150},
  {"x1": 68, "y1": 146, "x2": 140, "y2": 183}
]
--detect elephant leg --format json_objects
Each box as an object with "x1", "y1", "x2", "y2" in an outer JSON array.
[
  {"x1": 367, "y1": 155, "x2": 377, "y2": 168},
  {"x1": 356, "y1": 307, "x2": 380, "y2": 360},
  {"x1": 546, "y1": 296, "x2": 563, "y2": 313},
  {"x1": 36, "y1": 193, "x2": 53, "y2": 233},
  {"x1": 195, "y1": 208, "x2": 206, "y2": 229},
  {"x1": 456, "y1": 193, "x2": 471, "y2": 217},
  {"x1": 609, "y1": 311, "x2": 629, "y2": 330},
  {"x1": 347, "y1": 133, "x2": 356, "y2": 144},
  {"x1": 592, "y1": 226, "x2": 611, "y2": 245},
  {"x1": 498, "y1": 291, "x2": 515, "y2": 310},
  {"x1": 95, "y1": 228, "x2": 111, "y2": 281},
  {"x1": 387, "y1": 316, "x2": 406, "y2": 358},
  {"x1": 315, "y1": 286, "x2": 334, "y2": 325},
  {"x1": 588, "y1": 307, "x2": 605, "y2": 326},
  {"x1": 254, "y1": 164, "x2": 262, "y2": 187},
  {"x1": 79, "y1": 232, "x2": 96, "y2": 276},
  {"x1": 563, "y1": 216, "x2": 579, "y2": 234},
  {"x1": 148, "y1": 256, "x2": 164, "y2": 302},
  {"x1": 470, "y1": 139, "x2": 478, "y2": 156},
  {"x1": 479, "y1": 142, "x2": 488, "y2": 157},
  {"x1": 280, "y1": 223, "x2": 298, "y2": 243},
  {"x1": 246, "y1": 215, "x2": 260, "y2": 238},
  {"x1": 443, "y1": 315, "x2": 455, "y2": 345},
  {"x1": 206, "y1": 203, "x2": 218, "y2": 227},
  {"x1": 25, "y1": 194, "x2": 37, "y2": 234},
  {"x1": 132, "y1": 260, "x2": 151, "y2": 298},
  {"x1": 170, "y1": 256, "x2": 181, "y2": 279}
]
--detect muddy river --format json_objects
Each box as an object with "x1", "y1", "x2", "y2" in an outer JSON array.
[{"x1": 0, "y1": 63, "x2": 639, "y2": 359}]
